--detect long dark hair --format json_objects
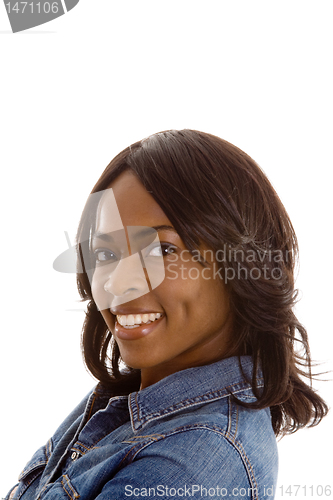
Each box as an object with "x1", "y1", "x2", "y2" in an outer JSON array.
[{"x1": 76, "y1": 129, "x2": 328, "y2": 436}]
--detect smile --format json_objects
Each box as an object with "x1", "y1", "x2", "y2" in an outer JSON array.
[
  {"x1": 116, "y1": 312, "x2": 163, "y2": 329},
  {"x1": 113, "y1": 312, "x2": 165, "y2": 341}
]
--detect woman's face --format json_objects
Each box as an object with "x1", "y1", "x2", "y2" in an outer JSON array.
[{"x1": 91, "y1": 170, "x2": 233, "y2": 388}]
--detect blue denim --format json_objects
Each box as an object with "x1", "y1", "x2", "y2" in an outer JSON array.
[{"x1": 5, "y1": 356, "x2": 278, "y2": 499}]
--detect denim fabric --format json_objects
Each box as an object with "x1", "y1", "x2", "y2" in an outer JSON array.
[{"x1": 5, "y1": 356, "x2": 278, "y2": 500}]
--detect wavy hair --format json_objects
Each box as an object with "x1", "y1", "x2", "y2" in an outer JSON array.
[{"x1": 76, "y1": 129, "x2": 328, "y2": 436}]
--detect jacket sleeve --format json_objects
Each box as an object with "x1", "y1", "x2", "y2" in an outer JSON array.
[
  {"x1": 3, "y1": 389, "x2": 94, "y2": 500},
  {"x1": 3, "y1": 441, "x2": 52, "y2": 500},
  {"x1": 4, "y1": 485, "x2": 18, "y2": 500}
]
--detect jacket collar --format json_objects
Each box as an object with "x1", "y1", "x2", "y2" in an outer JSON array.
[{"x1": 128, "y1": 355, "x2": 262, "y2": 431}]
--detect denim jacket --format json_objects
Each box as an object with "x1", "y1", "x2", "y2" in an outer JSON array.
[{"x1": 5, "y1": 356, "x2": 278, "y2": 500}]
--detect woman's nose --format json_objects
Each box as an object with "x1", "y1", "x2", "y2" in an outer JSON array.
[{"x1": 103, "y1": 252, "x2": 150, "y2": 304}]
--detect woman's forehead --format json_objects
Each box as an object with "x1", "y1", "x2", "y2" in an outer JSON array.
[{"x1": 96, "y1": 171, "x2": 171, "y2": 231}]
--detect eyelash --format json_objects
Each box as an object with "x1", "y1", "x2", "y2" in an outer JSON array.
[
  {"x1": 93, "y1": 249, "x2": 117, "y2": 264},
  {"x1": 147, "y1": 242, "x2": 177, "y2": 258},
  {"x1": 93, "y1": 243, "x2": 177, "y2": 264}
]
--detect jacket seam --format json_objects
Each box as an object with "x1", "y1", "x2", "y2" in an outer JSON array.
[
  {"x1": 72, "y1": 441, "x2": 98, "y2": 451},
  {"x1": 61, "y1": 474, "x2": 80, "y2": 500},
  {"x1": 134, "y1": 391, "x2": 140, "y2": 421},
  {"x1": 226, "y1": 397, "x2": 239, "y2": 443},
  {"x1": 233, "y1": 441, "x2": 258, "y2": 500},
  {"x1": 226, "y1": 396, "x2": 232, "y2": 440},
  {"x1": 133, "y1": 380, "x2": 264, "y2": 427},
  {"x1": 45, "y1": 439, "x2": 53, "y2": 461},
  {"x1": 121, "y1": 423, "x2": 259, "y2": 499},
  {"x1": 123, "y1": 433, "x2": 165, "y2": 443},
  {"x1": 20, "y1": 460, "x2": 46, "y2": 475},
  {"x1": 86, "y1": 393, "x2": 97, "y2": 422},
  {"x1": 71, "y1": 433, "x2": 166, "y2": 455},
  {"x1": 130, "y1": 384, "x2": 262, "y2": 430},
  {"x1": 15, "y1": 469, "x2": 44, "y2": 500},
  {"x1": 235, "y1": 405, "x2": 239, "y2": 443}
]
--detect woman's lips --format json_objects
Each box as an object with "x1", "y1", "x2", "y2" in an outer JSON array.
[{"x1": 113, "y1": 314, "x2": 165, "y2": 340}]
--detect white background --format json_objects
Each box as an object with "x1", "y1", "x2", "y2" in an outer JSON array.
[{"x1": 0, "y1": 1, "x2": 332, "y2": 498}]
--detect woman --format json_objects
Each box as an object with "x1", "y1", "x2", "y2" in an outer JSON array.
[{"x1": 6, "y1": 129, "x2": 328, "y2": 500}]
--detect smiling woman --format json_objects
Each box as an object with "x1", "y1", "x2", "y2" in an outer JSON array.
[
  {"x1": 5, "y1": 130, "x2": 328, "y2": 500},
  {"x1": 90, "y1": 171, "x2": 234, "y2": 389}
]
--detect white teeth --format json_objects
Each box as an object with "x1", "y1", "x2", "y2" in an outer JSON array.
[
  {"x1": 128, "y1": 315, "x2": 135, "y2": 325},
  {"x1": 134, "y1": 314, "x2": 142, "y2": 324},
  {"x1": 116, "y1": 312, "x2": 163, "y2": 327},
  {"x1": 142, "y1": 314, "x2": 149, "y2": 323}
]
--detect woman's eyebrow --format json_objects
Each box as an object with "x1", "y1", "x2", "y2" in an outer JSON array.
[
  {"x1": 92, "y1": 232, "x2": 115, "y2": 242},
  {"x1": 151, "y1": 225, "x2": 178, "y2": 234},
  {"x1": 92, "y1": 225, "x2": 178, "y2": 242}
]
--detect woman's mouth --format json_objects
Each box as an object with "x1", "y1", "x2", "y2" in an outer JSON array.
[
  {"x1": 117, "y1": 312, "x2": 163, "y2": 329},
  {"x1": 113, "y1": 312, "x2": 165, "y2": 340}
]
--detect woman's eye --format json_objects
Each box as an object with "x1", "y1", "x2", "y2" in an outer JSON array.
[
  {"x1": 147, "y1": 243, "x2": 177, "y2": 258},
  {"x1": 94, "y1": 249, "x2": 117, "y2": 263}
]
